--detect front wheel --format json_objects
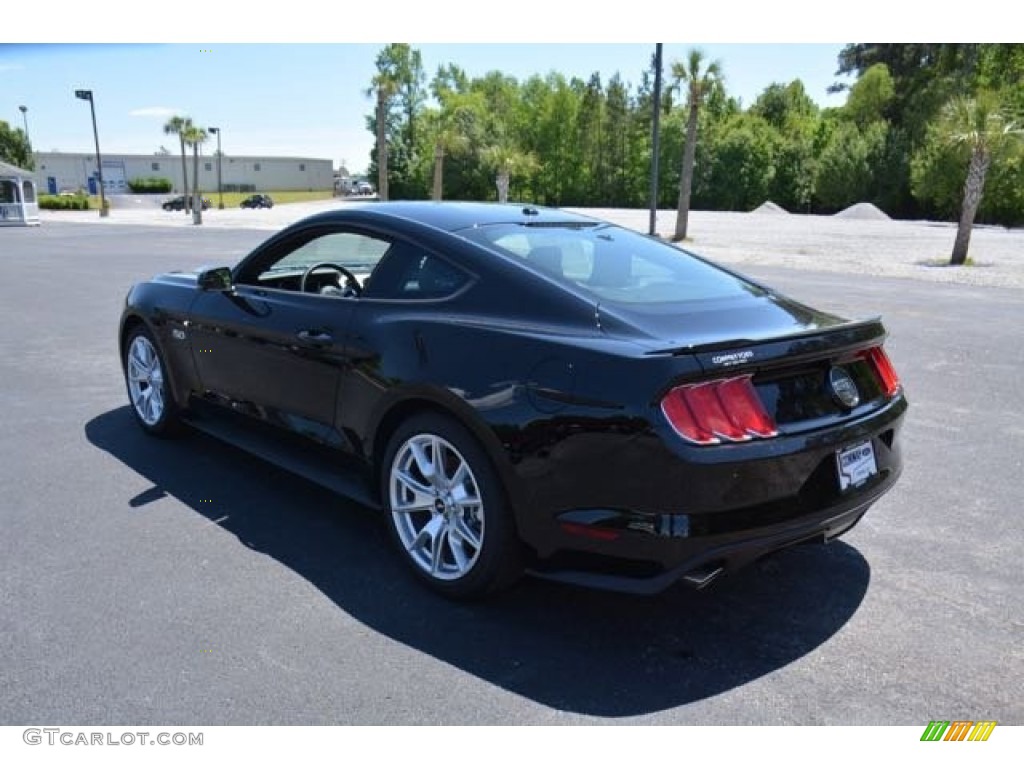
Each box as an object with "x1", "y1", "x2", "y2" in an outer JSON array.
[
  {"x1": 124, "y1": 326, "x2": 180, "y2": 436},
  {"x1": 381, "y1": 413, "x2": 522, "y2": 599}
]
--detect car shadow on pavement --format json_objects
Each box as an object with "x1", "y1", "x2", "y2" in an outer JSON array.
[{"x1": 86, "y1": 407, "x2": 870, "y2": 719}]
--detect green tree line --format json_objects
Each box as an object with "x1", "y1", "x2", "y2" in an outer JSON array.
[{"x1": 365, "y1": 43, "x2": 1024, "y2": 227}]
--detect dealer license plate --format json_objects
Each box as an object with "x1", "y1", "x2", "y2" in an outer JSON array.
[{"x1": 836, "y1": 440, "x2": 877, "y2": 492}]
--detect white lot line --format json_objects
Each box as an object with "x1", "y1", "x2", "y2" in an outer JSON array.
[{"x1": 41, "y1": 202, "x2": 1024, "y2": 288}]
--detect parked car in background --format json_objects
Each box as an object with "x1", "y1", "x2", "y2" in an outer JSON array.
[
  {"x1": 162, "y1": 196, "x2": 210, "y2": 212},
  {"x1": 355, "y1": 181, "x2": 374, "y2": 195},
  {"x1": 240, "y1": 194, "x2": 274, "y2": 209},
  {"x1": 118, "y1": 202, "x2": 906, "y2": 599}
]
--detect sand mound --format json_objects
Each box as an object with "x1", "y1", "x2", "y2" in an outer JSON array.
[
  {"x1": 835, "y1": 202, "x2": 891, "y2": 221},
  {"x1": 751, "y1": 201, "x2": 789, "y2": 215}
]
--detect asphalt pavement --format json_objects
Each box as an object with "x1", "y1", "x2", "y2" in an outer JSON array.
[{"x1": 0, "y1": 220, "x2": 1020, "y2": 725}]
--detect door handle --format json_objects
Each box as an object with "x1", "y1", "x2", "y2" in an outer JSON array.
[{"x1": 296, "y1": 329, "x2": 333, "y2": 344}]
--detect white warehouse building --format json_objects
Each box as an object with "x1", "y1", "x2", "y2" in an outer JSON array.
[{"x1": 32, "y1": 152, "x2": 334, "y2": 196}]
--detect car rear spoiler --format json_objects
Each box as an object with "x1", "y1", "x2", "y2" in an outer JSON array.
[{"x1": 647, "y1": 316, "x2": 888, "y2": 374}]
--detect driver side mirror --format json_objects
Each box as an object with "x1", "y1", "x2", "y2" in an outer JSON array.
[{"x1": 197, "y1": 266, "x2": 233, "y2": 292}]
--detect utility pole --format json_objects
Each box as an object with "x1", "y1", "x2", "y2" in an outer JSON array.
[
  {"x1": 209, "y1": 127, "x2": 224, "y2": 209},
  {"x1": 648, "y1": 44, "x2": 663, "y2": 237},
  {"x1": 75, "y1": 90, "x2": 108, "y2": 217},
  {"x1": 18, "y1": 105, "x2": 30, "y2": 147}
]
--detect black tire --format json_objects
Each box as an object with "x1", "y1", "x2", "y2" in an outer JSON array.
[
  {"x1": 123, "y1": 325, "x2": 181, "y2": 437},
  {"x1": 380, "y1": 412, "x2": 522, "y2": 599}
]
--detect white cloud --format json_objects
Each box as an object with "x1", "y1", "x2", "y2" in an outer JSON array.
[
  {"x1": 129, "y1": 107, "x2": 183, "y2": 118},
  {"x1": 0, "y1": 64, "x2": 25, "y2": 72}
]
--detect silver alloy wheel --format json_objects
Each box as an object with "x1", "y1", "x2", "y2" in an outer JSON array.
[
  {"x1": 389, "y1": 433, "x2": 485, "y2": 581},
  {"x1": 127, "y1": 335, "x2": 165, "y2": 426}
]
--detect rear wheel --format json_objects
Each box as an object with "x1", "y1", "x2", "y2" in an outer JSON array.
[
  {"x1": 381, "y1": 413, "x2": 521, "y2": 599},
  {"x1": 124, "y1": 326, "x2": 180, "y2": 436}
]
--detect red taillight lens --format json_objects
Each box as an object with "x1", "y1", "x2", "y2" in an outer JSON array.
[
  {"x1": 865, "y1": 346, "x2": 901, "y2": 397},
  {"x1": 661, "y1": 384, "x2": 716, "y2": 444},
  {"x1": 661, "y1": 375, "x2": 778, "y2": 446},
  {"x1": 680, "y1": 382, "x2": 749, "y2": 441},
  {"x1": 716, "y1": 377, "x2": 778, "y2": 437}
]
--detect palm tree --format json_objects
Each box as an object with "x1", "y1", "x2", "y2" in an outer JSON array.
[
  {"x1": 367, "y1": 75, "x2": 397, "y2": 201},
  {"x1": 163, "y1": 115, "x2": 193, "y2": 213},
  {"x1": 182, "y1": 125, "x2": 208, "y2": 225},
  {"x1": 670, "y1": 50, "x2": 722, "y2": 241},
  {"x1": 430, "y1": 109, "x2": 470, "y2": 201},
  {"x1": 481, "y1": 143, "x2": 538, "y2": 203},
  {"x1": 940, "y1": 91, "x2": 1022, "y2": 265}
]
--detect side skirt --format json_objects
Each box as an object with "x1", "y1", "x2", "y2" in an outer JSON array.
[{"x1": 183, "y1": 406, "x2": 381, "y2": 511}]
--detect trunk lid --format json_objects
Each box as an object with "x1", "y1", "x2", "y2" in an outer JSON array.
[{"x1": 597, "y1": 294, "x2": 893, "y2": 432}]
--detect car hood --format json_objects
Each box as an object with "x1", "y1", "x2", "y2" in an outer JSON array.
[{"x1": 149, "y1": 271, "x2": 200, "y2": 288}]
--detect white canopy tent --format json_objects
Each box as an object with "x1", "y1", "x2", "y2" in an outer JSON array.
[{"x1": 0, "y1": 159, "x2": 40, "y2": 227}]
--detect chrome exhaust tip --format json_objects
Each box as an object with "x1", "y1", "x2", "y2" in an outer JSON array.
[{"x1": 682, "y1": 564, "x2": 724, "y2": 589}]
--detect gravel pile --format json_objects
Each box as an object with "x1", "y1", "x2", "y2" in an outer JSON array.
[
  {"x1": 751, "y1": 201, "x2": 789, "y2": 215},
  {"x1": 835, "y1": 202, "x2": 891, "y2": 221}
]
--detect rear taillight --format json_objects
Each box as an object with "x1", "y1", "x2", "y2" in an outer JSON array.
[
  {"x1": 661, "y1": 375, "x2": 778, "y2": 446},
  {"x1": 864, "y1": 346, "x2": 901, "y2": 397}
]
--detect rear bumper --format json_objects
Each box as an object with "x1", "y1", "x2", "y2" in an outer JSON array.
[
  {"x1": 518, "y1": 394, "x2": 906, "y2": 593},
  {"x1": 529, "y1": 473, "x2": 890, "y2": 594}
]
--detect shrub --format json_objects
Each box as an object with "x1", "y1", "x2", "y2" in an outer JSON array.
[
  {"x1": 38, "y1": 194, "x2": 91, "y2": 210},
  {"x1": 127, "y1": 177, "x2": 173, "y2": 193}
]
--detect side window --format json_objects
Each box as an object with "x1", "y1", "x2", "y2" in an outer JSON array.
[
  {"x1": 364, "y1": 242, "x2": 469, "y2": 300},
  {"x1": 268, "y1": 231, "x2": 390, "y2": 275},
  {"x1": 240, "y1": 230, "x2": 392, "y2": 291}
]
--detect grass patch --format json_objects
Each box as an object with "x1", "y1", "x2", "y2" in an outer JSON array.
[
  {"x1": 39, "y1": 194, "x2": 90, "y2": 210},
  {"x1": 918, "y1": 256, "x2": 989, "y2": 268}
]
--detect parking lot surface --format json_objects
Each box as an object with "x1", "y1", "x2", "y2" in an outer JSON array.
[{"x1": 1, "y1": 219, "x2": 1021, "y2": 724}]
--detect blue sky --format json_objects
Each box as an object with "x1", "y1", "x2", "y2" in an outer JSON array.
[
  {"x1": 1, "y1": 43, "x2": 853, "y2": 174},
  {"x1": 1, "y1": 0, "x2": 1006, "y2": 176}
]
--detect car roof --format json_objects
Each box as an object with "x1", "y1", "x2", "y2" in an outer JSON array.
[{"x1": 299, "y1": 201, "x2": 603, "y2": 233}]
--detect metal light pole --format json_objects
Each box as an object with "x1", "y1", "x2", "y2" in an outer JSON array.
[
  {"x1": 75, "y1": 89, "x2": 108, "y2": 217},
  {"x1": 18, "y1": 105, "x2": 30, "y2": 147},
  {"x1": 209, "y1": 127, "x2": 224, "y2": 209},
  {"x1": 648, "y1": 44, "x2": 663, "y2": 237}
]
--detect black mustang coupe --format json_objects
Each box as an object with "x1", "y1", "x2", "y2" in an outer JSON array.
[{"x1": 120, "y1": 202, "x2": 906, "y2": 598}]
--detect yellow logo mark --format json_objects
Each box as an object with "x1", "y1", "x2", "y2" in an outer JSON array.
[{"x1": 967, "y1": 721, "x2": 997, "y2": 741}]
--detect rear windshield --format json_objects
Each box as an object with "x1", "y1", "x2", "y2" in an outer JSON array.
[{"x1": 459, "y1": 223, "x2": 757, "y2": 305}]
